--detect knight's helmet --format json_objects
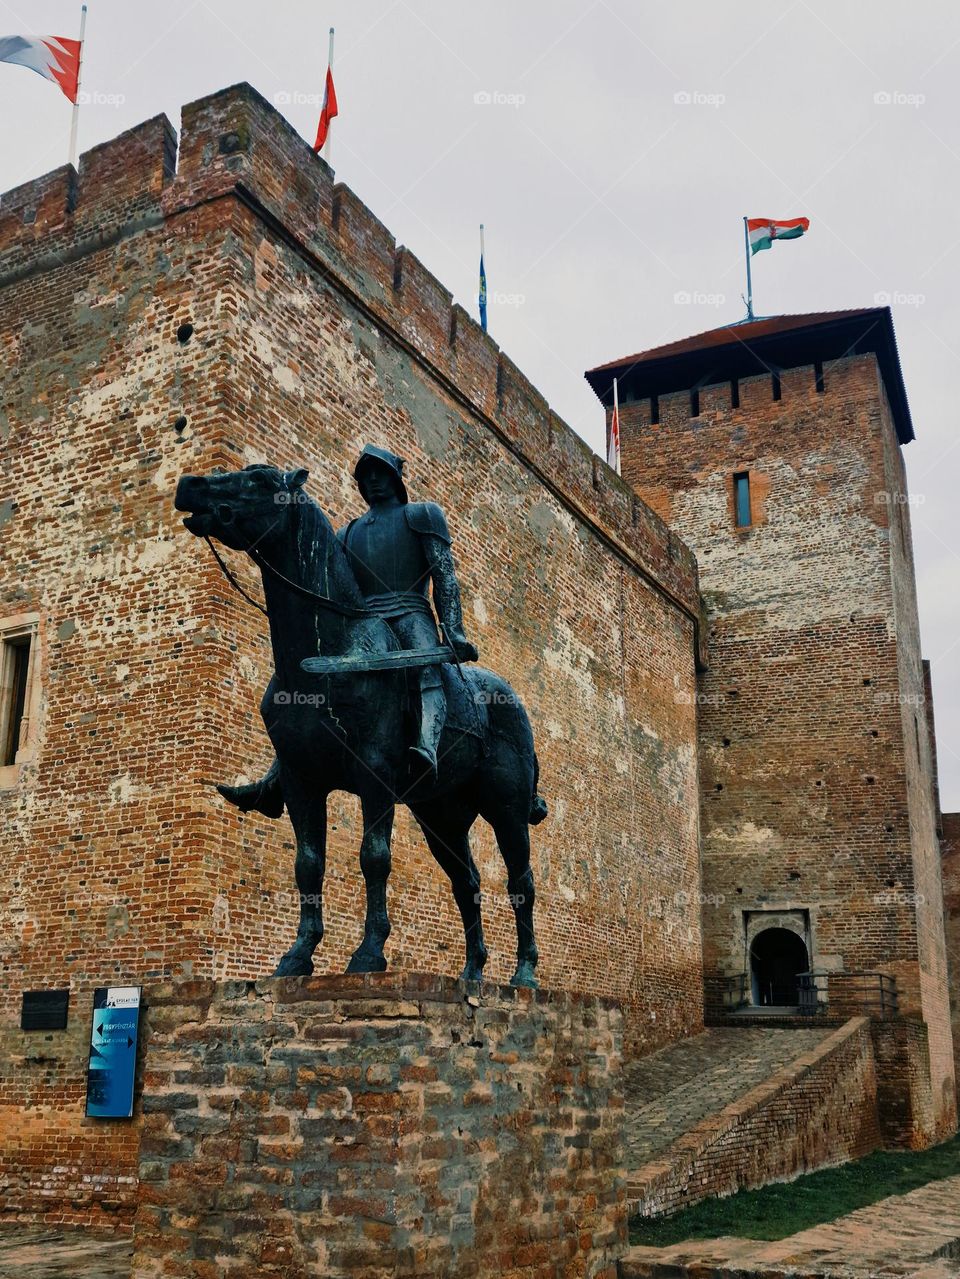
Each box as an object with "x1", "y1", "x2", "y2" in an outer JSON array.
[{"x1": 354, "y1": 444, "x2": 409, "y2": 504}]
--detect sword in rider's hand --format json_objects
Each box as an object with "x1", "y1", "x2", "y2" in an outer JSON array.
[{"x1": 440, "y1": 623, "x2": 466, "y2": 682}]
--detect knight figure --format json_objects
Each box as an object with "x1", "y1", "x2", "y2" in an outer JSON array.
[{"x1": 219, "y1": 444, "x2": 478, "y2": 817}]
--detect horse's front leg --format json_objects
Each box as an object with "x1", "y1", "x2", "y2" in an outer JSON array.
[
  {"x1": 346, "y1": 787, "x2": 395, "y2": 974},
  {"x1": 274, "y1": 780, "x2": 328, "y2": 977}
]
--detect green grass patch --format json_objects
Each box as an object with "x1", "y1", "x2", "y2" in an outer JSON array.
[{"x1": 630, "y1": 1134, "x2": 960, "y2": 1247}]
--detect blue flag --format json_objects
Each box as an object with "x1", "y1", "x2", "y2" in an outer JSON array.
[{"x1": 478, "y1": 252, "x2": 487, "y2": 332}]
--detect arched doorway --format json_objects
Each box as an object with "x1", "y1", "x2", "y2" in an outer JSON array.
[{"x1": 750, "y1": 927, "x2": 809, "y2": 1007}]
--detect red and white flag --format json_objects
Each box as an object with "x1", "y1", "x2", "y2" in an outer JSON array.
[
  {"x1": 607, "y1": 378, "x2": 621, "y2": 474},
  {"x1": 313, "y1": 64, "x2": 338, "y2": 152},
  {"x1": 0, "y1": 35, "x2": 82, "y2": 103}
]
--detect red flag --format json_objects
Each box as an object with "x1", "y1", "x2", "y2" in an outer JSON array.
[
  {"x1": 313, "y1": 65, "x2": 338, "y2": 152},
  {"x1": 0, "y1": 35, "x2": 82, "y2": 103},
  {"x1": 607, "y1": 379, "x2": 621, "y2": 474}
]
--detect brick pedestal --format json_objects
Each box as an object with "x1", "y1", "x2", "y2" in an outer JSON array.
[{"x1": 131, "y1": 973, "x2": 626, "y2": 1278}]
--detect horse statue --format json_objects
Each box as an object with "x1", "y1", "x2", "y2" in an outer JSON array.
[{"x1": 174, "y1": 462, "x2": 546, "y2": 987}]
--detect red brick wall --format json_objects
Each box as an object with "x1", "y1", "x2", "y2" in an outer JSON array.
[
  {"x1": 941, "y1": 812, "x2": 960, "y2": 1105},
  {"x1": 630, "y1": 1017, "x2": 881, "y2": 1218},
  {"x1": 615, "y1": 353, "x2": 956, "y2": 1140},
  {"x1": 0, "y1": 85, "x2": 703, "y2": 1220},
  {"x1": 131, "y1": 973, "x2": 626, "y2": 1279}
]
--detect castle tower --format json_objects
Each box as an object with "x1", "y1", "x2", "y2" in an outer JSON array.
[{"x1": 587, "y1": 309, "x2": 956, "y2": 1142}]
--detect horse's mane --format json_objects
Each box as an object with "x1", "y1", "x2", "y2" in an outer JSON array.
[
  {"x1": 290, "y1": 489, "x2": 367, "y2": 611},
  {"x1": 244, "y1": 465, "x2": 366, "y2": 611}
]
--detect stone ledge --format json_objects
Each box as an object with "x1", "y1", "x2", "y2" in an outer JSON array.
[{"x1": 144, "y1": 969, "x2": 624, "y2": 1013}]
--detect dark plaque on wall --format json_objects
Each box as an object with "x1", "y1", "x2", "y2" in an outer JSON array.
[
  {"x1": 20, "y1": 989, "x2": 69, "y2": 1031},
  {"x1": 85, "y1": 986, "x2": 141, "y2": 1119}
]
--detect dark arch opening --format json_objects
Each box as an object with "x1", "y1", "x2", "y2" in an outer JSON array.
[{"x1": 750, "y1": 927, "x2": 809, "y2": 1007}]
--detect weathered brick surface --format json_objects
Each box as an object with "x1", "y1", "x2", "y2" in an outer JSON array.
[
  {"x1": 942, "y1": 812, "x2": 960, "y2": 1108},
  {"x1": 623, "y1": 1026, "x2": 834, "y2": 1167},
  {"x1": 614, "y1": 350, "x2": 956, "y2": 1142},
  {"x1": 129, "y1": 973, "x2": 626, "y2": 1279},
  {"x1": 940, "y1": 818, "x2": 960, "y2": 1110},
  {"x1": 871, "y1": 1016, "x2": 937, "y2": 1148},
  {"x1": 0, "y1": 84, "x2": 702, "y2": 1219},
  {"x1": 628, "y1": 1017, "x2": 881, "y2": 1218},
  {"x1": 623, "y1": 1170, "x2": 960, "y2": 1277}
]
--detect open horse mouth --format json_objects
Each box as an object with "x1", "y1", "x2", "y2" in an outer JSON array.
[{"x1": 174, "y1": 476, "x2": 233, "y2": 536}]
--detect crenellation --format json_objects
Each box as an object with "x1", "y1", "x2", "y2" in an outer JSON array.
[
  {"x1": 496, "y1": 353, "x2": 552, "y2": 459},
  {"x1": 0, "y1": 165, "x2": 75, "y2": 271},
  {"x1": 76, "y1": 115, "x2": 176, "y2": 228},
  {"x1": 392, "y1": 246, "x2": 455, "y2": 369},
  {"x1": 698, "y1": 382, "x2": 731, "y2": 416},
  {"x1": 446, "y1": 301, "x2": 500, "y2": 419},
  {"x1": 328, "y1": 181, "x2": 397, "y2": 307},
  {"x1": 659, "y1": 387, "x2": 692, "y2": 429},
  {"x1": 737, "y1": 369, "x2": 777, "y2": 412},
  {"x1": 780, "y1": 363, "x2": 816, "y2": 401}
]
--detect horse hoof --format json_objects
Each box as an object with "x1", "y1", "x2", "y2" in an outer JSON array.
[
  {"x1": 345, "y1": 951, "x2": 388, "y2": 974},
  {"x1": 460, "y1": 963, "x2": 486, "y2": 982},
  {"x1": 273, "y1": 951, "x2": 315, "y2": 977},
  {"x1": 510, "y1": 963, "x2": 538, "y2": 989}
]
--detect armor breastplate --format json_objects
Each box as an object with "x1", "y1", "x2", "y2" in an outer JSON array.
[{"x1": 343, "y1": 505, "x2": 430, "y2": 601}]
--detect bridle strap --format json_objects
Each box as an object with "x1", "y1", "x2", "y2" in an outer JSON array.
[
  {"x1": 248, "y1": 548, "x2": 371, "y2": 616},
  {"x1": 204, "y1": 536, "x2": 268, "y2": 616},
  {"x1": 203, "y1": 537, "x2": 370, "y2": 619}
]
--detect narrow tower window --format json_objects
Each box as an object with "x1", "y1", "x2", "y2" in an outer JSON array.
[
  {"x1": 733, "y1": 471, "x2": 752, "y2": 529},
  {"x1": 1, "y1": 634, "x2": 31, "y2": 766}
]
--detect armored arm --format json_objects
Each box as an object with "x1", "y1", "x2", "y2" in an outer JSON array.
[{"x1": 408, "y1": 503, "x2": 479, "y2": 662}]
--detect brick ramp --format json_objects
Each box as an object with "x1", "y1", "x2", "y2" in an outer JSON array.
[
  {"x1": 622, "y1": 1170, "x2": 960, "y2": 1276},
  {"x1": 626, "y1": 1019, "x2": 881, "y2": 1217}
]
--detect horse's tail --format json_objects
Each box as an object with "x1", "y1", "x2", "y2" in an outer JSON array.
[{"x1": 529, "y1": 751, "x2": 548, "y2": 825}]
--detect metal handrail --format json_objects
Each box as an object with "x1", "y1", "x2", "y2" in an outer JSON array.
[{"x1": 712, "y1": 969, "x2": 898, "y2": 1019}]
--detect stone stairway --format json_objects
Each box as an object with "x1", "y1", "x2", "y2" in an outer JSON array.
[{"x1": 624, "y1": 1022, "x2": 877, "y2": 1216}]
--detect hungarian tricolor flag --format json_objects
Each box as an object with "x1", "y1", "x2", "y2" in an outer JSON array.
[
  {"x1": 747, "y1": 217, "x2": 810, "y2": 255},
  {"x1": 313, "y1": 65, "x2": 338, "y2": 152},
  {"x1": 0, "y1": 35, "x2": 82, "y2": 103}
]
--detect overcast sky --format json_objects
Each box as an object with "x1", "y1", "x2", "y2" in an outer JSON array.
[{"x1": 2, "y1": 1, "x2": 958, "y2": 807}]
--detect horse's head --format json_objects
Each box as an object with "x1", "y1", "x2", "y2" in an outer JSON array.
[{"x1": 174, "y1": 464, "x2": 309, "y2": 551}]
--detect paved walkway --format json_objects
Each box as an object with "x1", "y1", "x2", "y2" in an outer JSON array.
[
  {"x1": 624, "y1": 1026, "x2": 833, "y2": 1167},
  {"x1": 0, "y1": 1226, "x2": 131, "y2": 1279},
  {"x1": 623, "y1": 1171, "x2": 960, "y2": 1277}
]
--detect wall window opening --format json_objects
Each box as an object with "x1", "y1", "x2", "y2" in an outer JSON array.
[
  {"x1": 1, "y1": 633, "x2": 32, "y2": 767},
  {"x1": 733, "y1": 471, "x2": 752, "y2": 529}
]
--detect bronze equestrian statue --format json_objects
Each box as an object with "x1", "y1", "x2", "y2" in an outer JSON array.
[{"x1": 174, "y1": 451, "x2": 546, "y2": 987}]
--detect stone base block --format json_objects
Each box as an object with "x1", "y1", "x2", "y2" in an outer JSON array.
[{"x1": 130, "y1": 972, "x2": 626, "y2": 1278}]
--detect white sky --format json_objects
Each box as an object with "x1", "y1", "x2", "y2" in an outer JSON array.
[{"x1": 2, "y1": 1, "x2": 958, "y2": 807}]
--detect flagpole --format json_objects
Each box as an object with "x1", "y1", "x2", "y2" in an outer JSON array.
[
  {"x1": 322, "y1": 27, "x2": 334, "y2": 165},
  {"x1": 612, "y1": 376, "x2": 620, "y2": 475},
  {"x1": 68, "y1": 4, "x2": 87, "y2": 171},
  {"x1": 479, "y1": 223, "x2": 487, "y2": 332},
  {"x1": 743, "y1": 216, "x2": 755, "y2": 321}
]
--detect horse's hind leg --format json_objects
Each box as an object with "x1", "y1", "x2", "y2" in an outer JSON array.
[
  {"x1": 487, "y1": 811, "x2": 538, "y2": 988},
  {"x1": 411, "y1": 802, "x2": 487, "y2": 982},
  {"x1": 274, "y1": 785, "x2": 327, "y2": 977}
]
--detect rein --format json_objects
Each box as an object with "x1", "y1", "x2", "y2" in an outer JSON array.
[{"x1": 203, "y1": 537, "x2": 370, "y2": 619}]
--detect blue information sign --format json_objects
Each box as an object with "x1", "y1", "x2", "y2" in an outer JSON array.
[{"x1": 85, "y1": 986, "x2": 141, "y2": 1119}]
